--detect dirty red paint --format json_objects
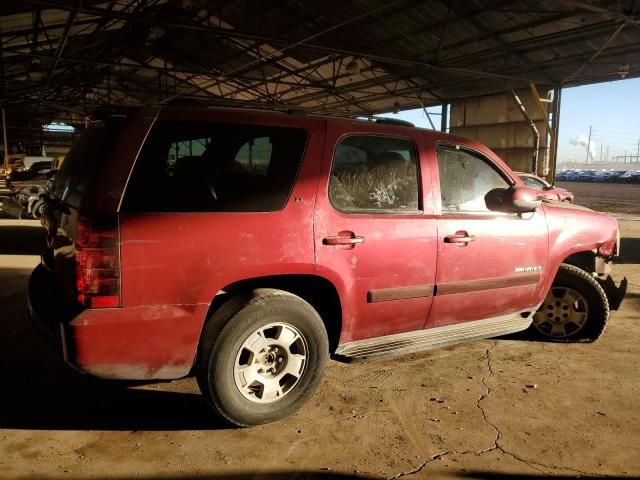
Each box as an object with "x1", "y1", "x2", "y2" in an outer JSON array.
[{"x1": 30, "y1": 107, "x2": 622, "y2": 380}]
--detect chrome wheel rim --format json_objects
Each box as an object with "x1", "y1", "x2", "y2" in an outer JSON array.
[
  {"x1": 533, "y1": 287, "x2": 589, "y2": 338},
  {"x1": 233, "y1": 322, "x2": 308, "y2": 404}
]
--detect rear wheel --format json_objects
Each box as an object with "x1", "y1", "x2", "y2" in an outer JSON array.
[
  {"x1": 531, "y1": 264, "x2": 609, "y2": 342},
  {"x1": 196, "y1": 289, "x2": 329, "y2": 427}
]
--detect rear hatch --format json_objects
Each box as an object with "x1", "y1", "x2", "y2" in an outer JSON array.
[{"x1": 42, "y1": 110, "x2": 157, "y2": 308}]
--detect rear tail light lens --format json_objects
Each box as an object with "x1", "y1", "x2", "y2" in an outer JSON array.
[{"x1": 75, "y1": 215, "x2": 120, "y2": 308}]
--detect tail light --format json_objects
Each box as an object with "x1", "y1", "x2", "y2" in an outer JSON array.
[{"x1": 75, "y1": 215, "x2": 120, "y2": 308}]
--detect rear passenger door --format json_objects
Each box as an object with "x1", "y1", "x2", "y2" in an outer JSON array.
[
  {"x1": 428, "y1": 144, "x2": 549, "y2": 328},
  {"x1": 314, "y1": 123, "x2": 437, "y2": 343}
]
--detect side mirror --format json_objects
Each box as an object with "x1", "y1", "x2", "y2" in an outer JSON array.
[{"x1": 485, "y1": 186, "x2": 542, "y2": 214}]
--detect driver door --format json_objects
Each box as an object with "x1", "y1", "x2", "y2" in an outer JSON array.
[{"x1": 427, "y1": 144, "x2": 549, "y2": 328}]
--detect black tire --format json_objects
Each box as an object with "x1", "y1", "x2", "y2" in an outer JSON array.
[
  {"x1": 196, "y1": 289, "x2": 329, "y2": 427},
  {"x1": 530, "y1": 264, "x2": 609, "y2": 342},
  {"x1": 32, "y1": 199, "x2": 45, "y2": 219}
]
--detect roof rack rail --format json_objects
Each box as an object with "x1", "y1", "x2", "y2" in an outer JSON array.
[{"x1": 374, "y1": 117, "x2": 415, "y2": 127}]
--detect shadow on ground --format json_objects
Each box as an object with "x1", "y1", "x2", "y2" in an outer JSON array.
[
  {"x1": 0, "y1": 223, "x2": 45, "y2": 255},
  {"x1": 462, "y1": 473, "x2": 638, "y2": 480},
  {"x1": 620, "y1": 237, "x2": 640, "y2": 264},
  {"x1": 0, "y1": 282, "x2": 228, "y2": 431},
  {"x1": 0, "y1": 223, "x2": 226, "y2": 431}
]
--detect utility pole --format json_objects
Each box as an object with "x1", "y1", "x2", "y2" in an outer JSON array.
[
  {"x1": 585, "y1": 125, "x2": 592, "y2": 163},
  {"x1": 606, "y1": 145, "x2": 609, "y2": 163},
  {"x1": 600, "y1": 144, "x2": 603, "y2": 163}
]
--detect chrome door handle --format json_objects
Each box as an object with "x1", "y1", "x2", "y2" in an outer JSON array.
[
  {"x1": 323, "y1": 235, "x2": 365, "y2": 246},
  {"x1": 323, "y1": 230, "x2": 365, "y2": 248},
  {"x1": 444, "y1": 231, "x2": 475, "y2": 245}
]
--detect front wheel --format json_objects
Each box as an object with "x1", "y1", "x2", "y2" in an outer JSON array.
[
  {"x1": 531, "y1": 264, "x2": 609, "y2": 342},
  {"x1": 196, "y1": 289, "x2": 329, "y2": 427}
]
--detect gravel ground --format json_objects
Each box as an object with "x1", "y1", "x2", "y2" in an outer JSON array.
[{"x1": 0, "y1": 183, "x2": 638, "y2": 480}]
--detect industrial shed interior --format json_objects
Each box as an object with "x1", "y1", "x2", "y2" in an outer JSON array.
[
  {"x1": 1, "y1": 2, "x2": 640, "y2": 479},
  {"x1": 1, "y1": 0, "x2": 639, "y2": 176}
]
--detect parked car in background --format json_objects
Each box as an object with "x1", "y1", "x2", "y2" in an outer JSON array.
[
  {"x1": 565, "y1": 170, "x2": 579, "y2": 181},
  {"x1": 593, "y1": 171, "x2": 611, "y2": 182},
  {"x1": 6, "y1": 161, "x2": 54, "y2": 192},
  {"x1": 576, "y1": 170, "x2": 597, "y2": 182},
  {"x1": 604, "y1": 170, "x2": 627, "y2": 182},
  {"x1": 7, "y1": 184, "x2": 49, "y2": 218},
  {"x1": 516, "y1": 172, "x2": 574, "y2": 203},
  {"x1": 3, "y1": 161, "x2": 55, "y2": 219},
  {"x1": 555, "y1": 170, "x2": 569, "y2": 181},
  {"x1": 20, "y1": 156, "x2": 55, "y2": 171},
  {"x1": 30, "y1": 107, "x2": 626, "y2": 427},
  {"x1": 4, "y1": 154, "x2": 25, "y2": 174},
  {"x1": 621, "y1": 171, "x2": 640, "y2": 184}
]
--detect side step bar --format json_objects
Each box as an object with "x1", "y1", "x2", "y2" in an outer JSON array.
[{"x1": 334, "y1": 311, "x2": 536, "y2": 361}]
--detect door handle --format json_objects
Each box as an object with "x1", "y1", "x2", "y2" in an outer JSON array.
[
  {"x1": 323, "y1": 231, "x2": 365, "y2": 247},
  {"x1": 444, "y1": 231, "x2": 475, "y2": 245}
]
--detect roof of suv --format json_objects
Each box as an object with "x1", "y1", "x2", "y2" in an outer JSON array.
[{"x1": 156, "y1": 105, "x2": 472, "y2": 145}]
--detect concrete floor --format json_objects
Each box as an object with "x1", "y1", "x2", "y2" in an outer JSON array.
[{"x1": 0, "y1": 183, "x2": 638, "y2": 480}]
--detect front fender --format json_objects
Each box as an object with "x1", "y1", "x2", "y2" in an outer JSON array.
[{"x1": 541, "y1": 202, "x2": 619, "y2": 297}]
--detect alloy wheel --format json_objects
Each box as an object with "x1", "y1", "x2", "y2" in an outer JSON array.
[
  {"x1": 533, "y1": 287, "x2": 589, "y2": 338},
  {"x1": 233, "y1": 322, "x2": 308, "y2": 404}
]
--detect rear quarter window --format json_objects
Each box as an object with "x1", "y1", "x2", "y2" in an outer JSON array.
[
  {"x1": 122, "y1": 121, "x2": 307, "y2": 213},
  {"x1": 51, "y1": 124, "x2": 123, "y2": 208}
]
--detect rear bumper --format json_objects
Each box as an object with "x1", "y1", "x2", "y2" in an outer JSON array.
[{"x1": 28, "y1": 263, "x2": 206, "y2": 380}]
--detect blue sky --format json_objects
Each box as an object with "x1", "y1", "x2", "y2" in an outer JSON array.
[{"x1": 393, "y1": 77, "x2": 640, "y2": 164}]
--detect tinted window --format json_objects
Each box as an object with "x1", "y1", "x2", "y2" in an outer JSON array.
[
  {"x1": 51, "y1": 122, "x2": 124, "y2": 208},
  {"x1": 436, "y1": 147, "x2": 509, "y2": 212},
  {"x1": 123, "y1": 121, "x2": 307, "y2": 212},
  {"x1": 329, "y1": 136, "x2": 419, "y2": 213}
]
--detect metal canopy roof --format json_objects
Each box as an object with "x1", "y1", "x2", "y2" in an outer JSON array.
[{"x1": 1, "y1": 0, "x2": 639, "y2": 131}]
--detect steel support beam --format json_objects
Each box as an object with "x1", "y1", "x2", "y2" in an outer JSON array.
[{"x1": 549, "y1": 86, "x2": 562, "y2": 181}]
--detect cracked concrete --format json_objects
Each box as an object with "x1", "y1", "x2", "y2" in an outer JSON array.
[{"x1": 1, "y1": 183, "x2": 639, "y2": 479}]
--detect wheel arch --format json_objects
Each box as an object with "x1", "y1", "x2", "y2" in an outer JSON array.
[
  {"x1": 562, "y1": 250, "x2": 596, "y2": 274},
  {"x1": 202, "y1": 274, "x2": 344, "y2": 353}
]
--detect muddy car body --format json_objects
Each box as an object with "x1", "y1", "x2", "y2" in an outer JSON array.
[{"x1": 29, "y1": 107, "x2": 626, "y2": 426}]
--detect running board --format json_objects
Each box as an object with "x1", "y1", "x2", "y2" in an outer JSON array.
[{"x1": 334, "y1": 311, "x2": 535, "y2": 361}]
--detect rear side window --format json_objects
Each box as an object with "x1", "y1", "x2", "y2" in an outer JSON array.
[
  {"x1": 329, "y1": 135, "x2": 420, "y2": 213},
  {"x1": 51, "y1": 123, "x2": 123, "y2": 208},
  {"x1": 436, "y1": 147, "x2": 509, "y2": 213},
  {"x1": 122, "y1": 121, "x2": 307, "y2": 212}
]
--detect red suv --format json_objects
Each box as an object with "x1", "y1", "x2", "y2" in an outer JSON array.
[{"x1": 30, "y1": 107, "x2": 626, "y2": 426}]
